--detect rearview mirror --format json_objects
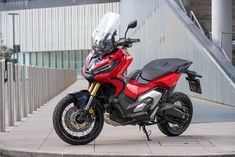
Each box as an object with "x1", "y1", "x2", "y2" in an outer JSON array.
[
  {"x1": 124, "y1": 20, "x2": 137, "y2": 39},
  {"x1": 127, "y1": 20, "x2": 137, "y2": 29}
]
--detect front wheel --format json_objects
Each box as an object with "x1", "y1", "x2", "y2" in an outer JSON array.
[
  {"x1": 53, "y1": 95, "x2": 104, "y2": 145},
  {"x1": 157, "y1": 92, "x2": 193, "y2": 136}
]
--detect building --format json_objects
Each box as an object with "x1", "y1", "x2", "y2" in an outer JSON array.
[
  {"x1": 0, "y1": 0, "x2": 119, "y2": 76},
  {"x1": 120, "y1": 0, "x2": 235, "y2": 106},
  {"x1": 0, "y1": 0, "x2": 235, "y2": 106}
]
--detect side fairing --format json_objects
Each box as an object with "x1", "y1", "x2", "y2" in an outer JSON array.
[
  {"x1": 94, "y1": 49, "x2": 133, "y2": 96},
  {"x1": 124, "y1": 73, "x2": 181, "y2": 100}
]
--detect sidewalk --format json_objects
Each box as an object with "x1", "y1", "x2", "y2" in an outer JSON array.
[{"x1": 0, "y1": 80, "x2": 235, "y2": 157}]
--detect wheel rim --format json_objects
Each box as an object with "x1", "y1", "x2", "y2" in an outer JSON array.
[{"x1": 60, "y1": 102, "x2": 98, "y2": 139}]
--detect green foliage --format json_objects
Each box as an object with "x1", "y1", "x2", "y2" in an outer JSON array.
[{"x1": 0, "y1": 33, "x2": 13, "y2": 60}]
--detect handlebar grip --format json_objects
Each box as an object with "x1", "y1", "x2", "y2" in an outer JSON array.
[
  {"x1": 196, "y1": 74, "x2": 202, "y2": 78},
  {"x1": 128, "y1": 38, "x2": 140, "y2": 43}
]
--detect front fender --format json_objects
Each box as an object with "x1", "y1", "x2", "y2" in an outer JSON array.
[
  {"x1": 69, "y1": 90, "x2": 90, "y2": 109},
  {"x1": 68, "y1": 90, "x2": 103, "y2": 111}
]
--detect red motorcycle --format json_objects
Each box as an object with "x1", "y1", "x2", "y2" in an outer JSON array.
[{"x1": 53, "y1": 12, "x2": 202, "y2": 145}]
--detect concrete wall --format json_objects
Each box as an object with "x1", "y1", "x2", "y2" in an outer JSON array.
[
  {"x1": 120, "y1": 0, "x2": 235, "y2": 106},
  {"x1": 0, "y1": 2, "x2": 119, "y2": 52},
  {"x1": 120, "y1": 0, "x2": 158, "y2": 37}
]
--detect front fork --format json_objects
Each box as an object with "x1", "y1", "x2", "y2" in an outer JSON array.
[{"x1": 84, "y1": 82, "x2": 101, "y2": 111}]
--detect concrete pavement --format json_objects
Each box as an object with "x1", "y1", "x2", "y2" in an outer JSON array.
[{"x1": 0, "y1": 80, "x2": 235, "y2": 157}]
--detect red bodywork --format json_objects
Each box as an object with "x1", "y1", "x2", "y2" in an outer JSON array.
[
  {"x1": 124, "y1": 73, "x2": 181, "y2": 99},
  {"x1": 83, "y1": 49, "x2": 182, "y2": 100}
]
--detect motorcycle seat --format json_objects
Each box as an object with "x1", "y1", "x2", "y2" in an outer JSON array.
[{"x1": 139, "y1": 58, "x2": 192, "y2": 82}]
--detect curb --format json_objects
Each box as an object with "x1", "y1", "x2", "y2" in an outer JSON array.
[{"x1": 1, "y1": 145, "x2": 235, "y2": 157}]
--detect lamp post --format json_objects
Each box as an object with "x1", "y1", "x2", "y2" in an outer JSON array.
[
  {"x1": 8, "y1": 13, "x2": 19, "y2": 82},
  {"x1": 8, "y1": 13, "x2": 19, "y2": 55}
]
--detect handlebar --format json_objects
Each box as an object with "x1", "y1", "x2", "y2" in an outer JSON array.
[
  {"x1": 127, "y1": 38, "x2": 140, "y2": 43},
  {"x1": 115, "y1": 38, "x2": 140, "y2": 48}
]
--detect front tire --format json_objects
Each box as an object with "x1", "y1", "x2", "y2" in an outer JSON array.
[
  {"x1": 157, "y1": 92, "x2": 193, "y2": 136},
  {"x1": 53, "y1": 95, "x2": 104, "y2": 145}
]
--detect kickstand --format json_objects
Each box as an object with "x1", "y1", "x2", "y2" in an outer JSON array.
[{"x1": 140, "y1": 125, "x2": 152, "y2": 141}]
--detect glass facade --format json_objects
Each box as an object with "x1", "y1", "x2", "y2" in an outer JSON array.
[{"x1": 16, "y1": 50, "x2": 90, "y2": 77}]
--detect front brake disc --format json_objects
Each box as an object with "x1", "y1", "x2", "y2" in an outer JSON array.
[{"x1": 64, "y1": 106, "x2": 92, "y2": 132}]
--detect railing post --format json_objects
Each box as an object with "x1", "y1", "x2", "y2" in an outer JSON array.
[
  {"x1": 22, "y1": 65, "x2": 27, "y2": 117},
  {"x1": 28, "y1": 66, "x2": 33, "y2": 114},
  {"x1": 40, "y1": 68, "x2": 43, "y2": 107},
  {"x1": 25, "y1": 66, "x2": 29, "y2": 116},
  {"x1": 37, "y1": 67, "x2": 41, "y2": 108},
  {"x1": 0, "y1": 61, "x2": 6, "y2": 132},
  {"x1": 35, "y1": 67, "x2": 39, "y2": 109},
  {"x1": 45, "y1": 68, "x2": 48, "y2": 102},
  {"x1": 53, "y1": 69, "x2": 55, "y2": 96},
  {"x1": 15, "y1": 64, "x2": 22, "y2": 121},
  {"x1": 7, "y1": 63, "x2": 15, "y2": 126},
  {"x1": 1, "y1": 62, "x2": 77, "y2": 132},
  {"x1": 32, "y1": 67, "x2": 36, "y2": 111},
  {"x1": 42, "y1": 68, "x2": 45, "y2": 105},
  {"x1": 15, "y1": 64, "x2": 19, "y2": 121}
]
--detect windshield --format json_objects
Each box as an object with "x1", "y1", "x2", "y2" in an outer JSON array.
[{"x1": 91, "y1": 12, "x2": 120, "y2": 54}]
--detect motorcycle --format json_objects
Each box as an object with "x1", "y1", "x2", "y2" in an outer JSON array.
[{"x1": 53, "y1": 12, "x2": 202, "y2": 145}]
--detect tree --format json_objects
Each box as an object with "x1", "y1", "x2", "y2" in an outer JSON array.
[{"x1": 0, "y1": 33, "x2": 13, "y2": 60}]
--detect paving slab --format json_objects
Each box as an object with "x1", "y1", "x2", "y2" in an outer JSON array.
[{"x1": 0, "y1": 79, "x2": 235, "y2": 157}]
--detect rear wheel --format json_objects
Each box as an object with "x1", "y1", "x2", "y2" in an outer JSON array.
[
  {"x1": 157, "y1": 92, "x2": 193, "y2": 136},
  {"x1": 53, "y1": 95, "x2": 104, "y2": 145}
]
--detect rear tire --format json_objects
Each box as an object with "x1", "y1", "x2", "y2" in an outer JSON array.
[
  {"x1": 53, "y1": 95, "x2": 104, "y2": 145},
  {"x1": 157, "y1": 92, "x2": 193, "y2": 136}
]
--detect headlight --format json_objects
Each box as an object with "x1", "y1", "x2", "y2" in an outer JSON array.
[{"x1": 86, "y1": 55, "x2": 102, "y2": 72}]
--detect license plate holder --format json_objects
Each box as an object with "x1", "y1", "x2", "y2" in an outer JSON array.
[{"x1": 186, "y1": 77, "x2": 202, "y2": 94}]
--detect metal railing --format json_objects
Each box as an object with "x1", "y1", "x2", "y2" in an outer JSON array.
[
  {"x1": 207, "y1": 32, "x2": 234, "y2": 63},
  {"x1": 189, "y1": 11, "x2": 205, "y2": 35},
  {"x1": 221, "y1": 48, "x2": 231, "y2": 63},
  {"x1": 175, "y1": 0, "x2": 187, "y2": 14},
  {"x1": 175, "y1": 0, "x2": 205, "y2": 35},
  {"x1": 221, "y1": 32, "x2": 235, "y2": 64},
  {"x1": 221, "y1": 32, "x2": 235, "y2": 49},
  {"x1": 0, "y1": 61, "x2": 77, "y2": 132}
]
